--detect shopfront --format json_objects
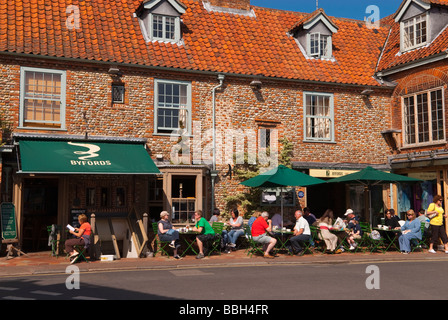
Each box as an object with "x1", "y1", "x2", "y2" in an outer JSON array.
[
  {"x1": 9, "y1": 134, "x2": 160, "y2": 253},
  {"x1": 303, "y1": 166, "x2": 391, "y2": 222},
  {"x1": 389, "y1": 151, "x2": 447, "y2": 218}
]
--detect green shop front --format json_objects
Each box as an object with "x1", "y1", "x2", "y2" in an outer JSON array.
[{"x1": 9, "y1": 134, "x2": 160, "y2": 255}]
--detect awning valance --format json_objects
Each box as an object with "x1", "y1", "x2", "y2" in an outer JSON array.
[{"x1": 18, "y1": 139, "x2": 161, "y2": 175}]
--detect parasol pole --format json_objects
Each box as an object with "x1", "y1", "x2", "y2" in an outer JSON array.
[{"x1": 281, "y1": 187, "x2": 284, "y2": 229}]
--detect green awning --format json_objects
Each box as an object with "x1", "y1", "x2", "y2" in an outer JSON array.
[{"x1": 18, "y1": 139, "x2": 161, "y2": 175}]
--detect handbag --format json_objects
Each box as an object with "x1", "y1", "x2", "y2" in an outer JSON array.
[{"x1": 426, "y1": 204, "x2": 438, "y2": 219}]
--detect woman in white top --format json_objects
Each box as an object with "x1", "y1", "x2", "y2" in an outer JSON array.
[
  {"x1": 317, "y1": 209, "x2": 341, "y2": 254},
  {"x1": 225, "y1": 209, "x2": 244, "y2": 248}
]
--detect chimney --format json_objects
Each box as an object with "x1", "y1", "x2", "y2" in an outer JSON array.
[{"x1": 207, "y1": 0, "x2": 251, "y2": 11}]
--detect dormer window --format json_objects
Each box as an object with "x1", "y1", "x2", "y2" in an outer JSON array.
[
  {"x1": 394, "y1": 0, "x2": 435, "y2": 53},
  {"x1": 152, "y1": 14, "x2": 176, "y2": 41},
  {"x1": 289, "y1": 9, "x2": 338, "y2": 60},
  {"x1": 136, "y1": 0, "x2": 186, "y2": 43},
  {"x1": 402, "y1": 13, "x2": 428, "y2": 51},
  {"x1": 309, "y1": 32, "x2": 332, "y2": 58}
]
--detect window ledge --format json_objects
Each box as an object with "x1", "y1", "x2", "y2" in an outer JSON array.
[
  {"x1": 17, "y1": 127, "x2": 67, "y2": 132},
  {"x1": 302, "y1": 139, "x2": 336, "y2": 144},
  {"x1": 401, "y1": 141, "x2": 447, "y2": 150}
]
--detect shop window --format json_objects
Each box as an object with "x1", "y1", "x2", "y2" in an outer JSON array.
[
  {"x1": 116, "y1": 187, "x2": 126, "y2": 207},
  {"x1": 261, "y1": 187, "x2": 295, "y2": 207},
  {"x1": 86, "y1": 188, "x2": 95, "y2": 207},
  {"x1": 148, "y1": 178, "x2": 164, "y2": 201},
  {"x1": 171, "y1": 176, "x2": 196, "y2": 222},
  {"x1": 101, "y1": 188, "x2": 110, "y2": 207}
]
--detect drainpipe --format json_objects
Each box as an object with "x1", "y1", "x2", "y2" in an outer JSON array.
[{"x1": 211, "y1": 74, "x2": 225, "y2": 214}]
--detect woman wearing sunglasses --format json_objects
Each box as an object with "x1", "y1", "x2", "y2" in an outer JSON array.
[{"x1": 398, "y1": 209, "x2": 421, "y2": 254}]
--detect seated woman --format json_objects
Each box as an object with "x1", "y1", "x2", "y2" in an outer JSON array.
[
  {"x1": 398, "y1": 209, "x2": 422, "y2": 254},
  {"x1": 158, "y1": 211, "x2": 182, "y2": 259},
  {"x1": 223, "y1": 209, "x2": 244, "y2": 249},
  {"x1": 317, "y1": 209, "x2": 341, "y2": 254},
  {"x1": 385, "y1": 209, "x2": 401, "y2": 229},
  {"x1": 65, "y1": 213, "x2": 91, "y2": 264}
]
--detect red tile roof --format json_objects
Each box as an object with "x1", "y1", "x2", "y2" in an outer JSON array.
[
  {"x1": 377, "y1": 0, "x2": 448, "y2": 72},
  {"x1": 0, "y1": 0, "x2": 391, "y2": 86}
]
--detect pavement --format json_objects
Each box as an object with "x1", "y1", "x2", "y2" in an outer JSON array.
[{"x1": 1, "y1": 247, "x2": 448, "y2": 277}]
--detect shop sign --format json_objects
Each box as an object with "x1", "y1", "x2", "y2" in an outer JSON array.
[
  {"x1": 408, "y1": 171, "x2": 437, "y2": 181},
  {"x1": 309, "y1": 169, "x2": 359, "y2": 178}
]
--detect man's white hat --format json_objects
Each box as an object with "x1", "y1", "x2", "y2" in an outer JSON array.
[{"x1": 344, "y1": 209, "x2": 354, "y2": 216}]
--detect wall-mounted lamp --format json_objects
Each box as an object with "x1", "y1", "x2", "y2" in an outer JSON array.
[
  {"x1": 250, "y1": 80, "x2": 262, "y2": 88},
  {"x1": 108, "y1": 67, "x2": 122, "y2": 76},
  {"x1": 361, "y1": 88, "x2": 374, "y2": 96}
]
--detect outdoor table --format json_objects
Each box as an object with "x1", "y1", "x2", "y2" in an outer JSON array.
[
  {"x1": 373, "y1": 228, "x2": 401, "y2": 252},
  {"x1": 179, "y1": 231, "x2": 199, "y2": 257},
  {"x1": 330, "y1": 228, "x2": 350, "y2": 251},
  {"x1": 271, "y1": 230, "x2": 294, "y2": 254}
]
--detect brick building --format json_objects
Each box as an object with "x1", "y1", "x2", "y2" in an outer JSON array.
[
  {"x1": 0, "y1": 0, "x2": 414, "y2": 252},
  {"x1": 375, "y1": 0, "x2": 448, "y2": 217}
]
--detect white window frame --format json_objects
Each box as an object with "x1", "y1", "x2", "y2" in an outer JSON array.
[
  {"x1": 154, "y1": 79, "x2": 192, "y2": 135},
  {"x1": 400, "y1": 12, "x2": 429, "y2": 52},
  {"x1": 148, "y1": 13, "x2": 181, "y2": 43},
  {"x1": 303, "y1": 92, "x2": 334, "y2": 142},
  {"x1": 19, "y1": 66, "x2": 66, "y2": 130},
  {"x1": 402, "y1": 87, "x2": 445, "y2": 147},
  {"x1": 307, "y1": 32, "x2": 332, "y2": 59}
]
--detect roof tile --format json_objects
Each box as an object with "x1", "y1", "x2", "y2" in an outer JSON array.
[{"x1": 1, "y1": 0, "x2": 391, "y2": 86}]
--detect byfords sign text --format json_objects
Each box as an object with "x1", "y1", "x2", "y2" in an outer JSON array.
[{"x1": 67, "y1": 142, "x2": 112, "y2": 167}]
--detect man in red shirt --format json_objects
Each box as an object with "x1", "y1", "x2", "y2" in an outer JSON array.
[{"x1": 251, "y1": 211, "x2": 277, "y2": 259}]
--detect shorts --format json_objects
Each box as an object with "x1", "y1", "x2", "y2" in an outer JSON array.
[
  {"x1": 196, "y1": 234, "x2": 215, "y2": 243},
  {"x1": 253, "y1": 233, "x2": 273, "y2": 244}
]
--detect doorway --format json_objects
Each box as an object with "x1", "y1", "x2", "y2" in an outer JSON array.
[{"x1": 22, "y1": 178, "x2": 59, "y2": 252}]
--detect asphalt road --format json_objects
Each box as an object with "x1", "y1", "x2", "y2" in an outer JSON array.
[{"x1": 1, "y1": 260, "x2": 447, "y2": 303}]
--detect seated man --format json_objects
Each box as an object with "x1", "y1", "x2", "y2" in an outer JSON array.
[
  {"x1": 288, "y1": 210, "x2": 311, "y2": 255},
  {"x1": 251, "y1": 211, "x2": 277, "y2": 259},
  {"x1": 192, "y1": 210, "x2": 215, "y2": 259}
]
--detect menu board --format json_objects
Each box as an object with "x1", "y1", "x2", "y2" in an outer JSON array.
[
  {"x1": 70, "y1": 208, "x2": 86, "y2": 229},
  {"x1": 1, "y1": 202, "x2": 17, "y2": 242}
]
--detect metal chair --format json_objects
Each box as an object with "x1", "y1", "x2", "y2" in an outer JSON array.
[
  {"x1": 152, "y1": 222, "x2": 171, "y2": 257},
  {"x1": 360, "y1": 222, "x2": 387, "y2": 253},
  {"x1": 71, "y1": 243, "x2": 89, "y2": 263},
  {"x1": 411, "y1": 222, "x2": 428, "y2": 252},
  {"x1": 243, "y1": 225, "x2": 264, "y2": 257},
  {"x1": 208, "y1": 222, "x2": 224, "y2": 256},
  {"x1": 309, "y1": 225, "x2": 326, "y2": 254},
  {"x1": 47, "y1": 225, "x2": 62, "y2": 257}
]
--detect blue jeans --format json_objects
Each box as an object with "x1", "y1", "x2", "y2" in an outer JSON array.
[
  {"x1": 398, "y1": 233, "x2": 419, "y2": 252},
  {"x1": 223, "y1": 229, "x2": 244, "y2": 245}
]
